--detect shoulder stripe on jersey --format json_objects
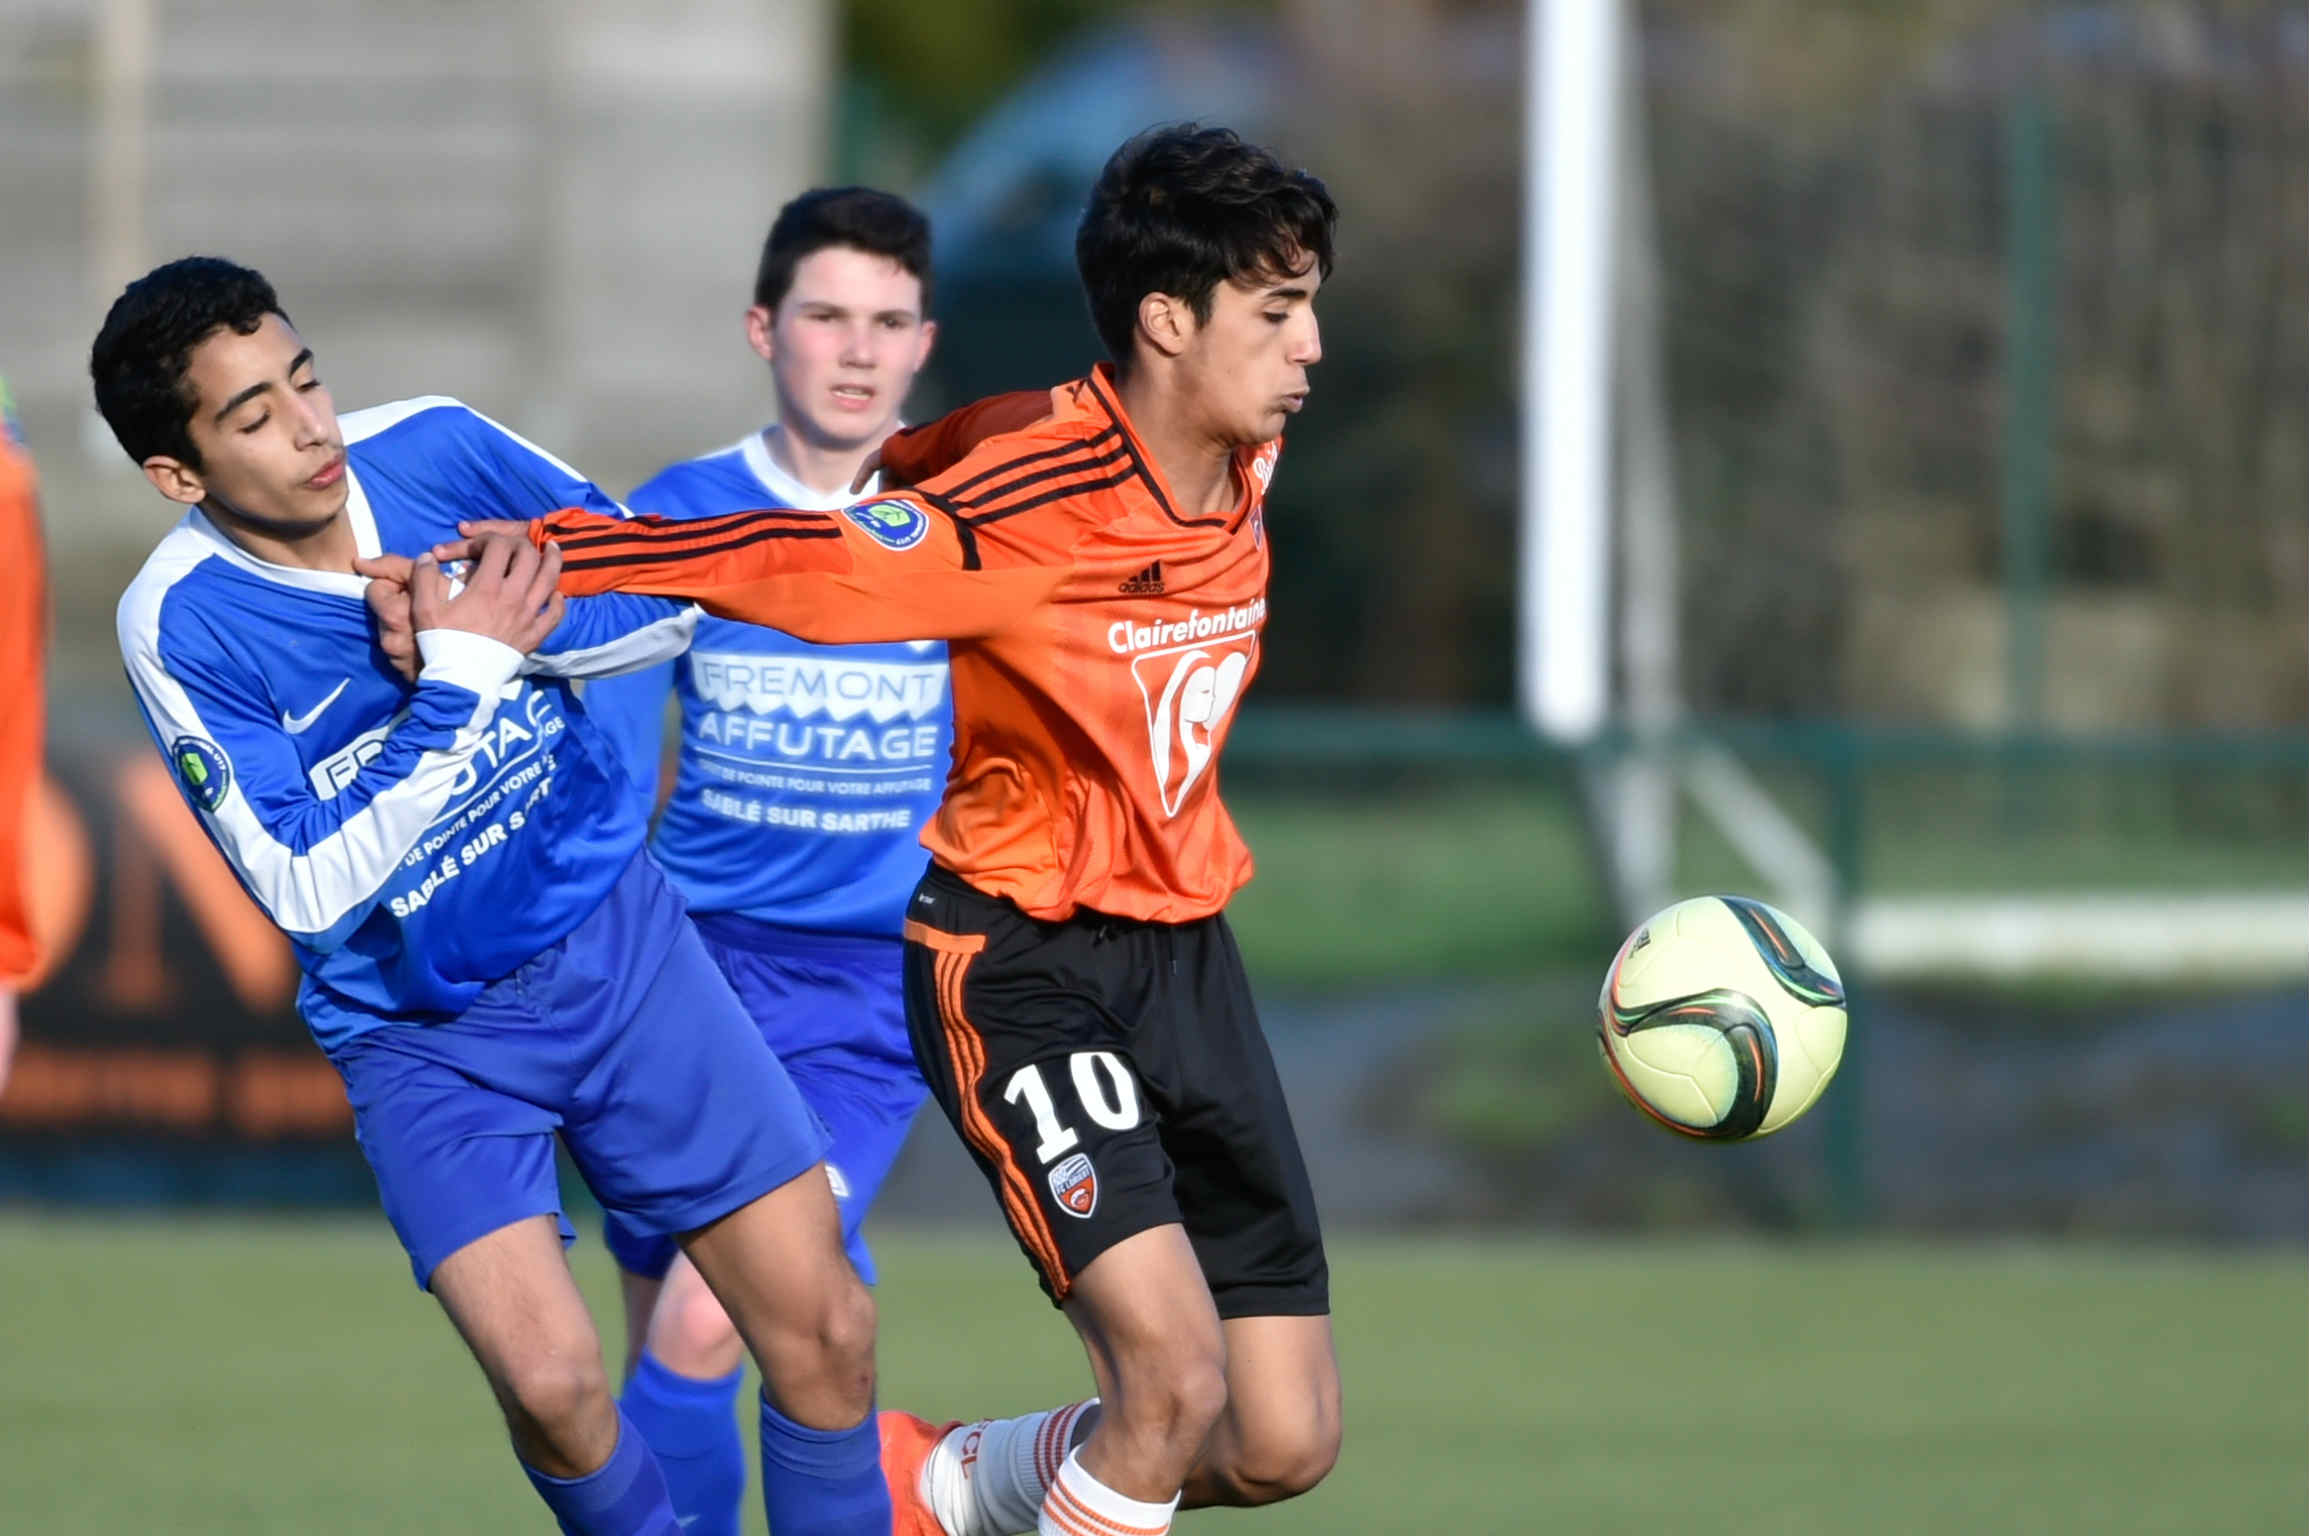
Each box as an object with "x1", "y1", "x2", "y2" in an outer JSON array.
[
  {"x1": 1084, "y1": 370, "x2": 1230, "y2": 530},
  {"x1": 949, "y1": 441, "x2": 1131, "y2": 518},
  {"x1": 460, "y1": 402, "x2": 601, "y2": 487},
  {"x1": 939, "y1": 424, "x2": 1121, "y2": 500},
  {"x1": 337, "y1": 395, "x2": 463, "y2": 445},
  {"x1": 958, "y1": 467, "x2": 1137, "y2": 531},
  {"x1": 546, "y1": 507, "x2": 829, "y2": 554},
  {"x1": 913, "y1": 494, "x2": 983, "y2": 570},
  {"x1": 558, "y1": 522, "x2": 842, "y2": 573},
  {"x1": 338, "y1": 398, "x2": 612, "y2": 511}
]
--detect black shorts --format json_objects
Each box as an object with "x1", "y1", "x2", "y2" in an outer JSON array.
[{"x1": 901, "y1": 863, "x2": 1328, "y2": 1318}]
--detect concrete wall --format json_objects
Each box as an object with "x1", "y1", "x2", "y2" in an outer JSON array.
[{"x1": 1, "y1": 0, "x2": 831, "y2": 538}]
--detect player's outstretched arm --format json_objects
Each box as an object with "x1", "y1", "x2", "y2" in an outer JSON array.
[
  {"x1": 442, "y1": 388, "x2": 1066, "y2": 644},
  {"x1": 444, "y1": 501, "x2": 1066, "y2": 646},
  {"x1": 120, "y1": 539, "x2": 564, "y2": 950}
]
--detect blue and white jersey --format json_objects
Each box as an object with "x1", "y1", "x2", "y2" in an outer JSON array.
[
  {"x1": 117, "y1": 397, "x2": 694, "y2": 1050},
  {"x1": 584, "y1": 430, "x2": 952, "y2": 937}
]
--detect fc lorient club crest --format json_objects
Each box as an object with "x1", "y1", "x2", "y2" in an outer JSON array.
[{"x1": 1048, "y1": 1152, "x2": 1098, "y2": 1218}]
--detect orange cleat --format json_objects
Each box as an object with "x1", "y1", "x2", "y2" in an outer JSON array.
[{"x1": 880, "y1": 1409, "x2": 961, "y2": 1536}]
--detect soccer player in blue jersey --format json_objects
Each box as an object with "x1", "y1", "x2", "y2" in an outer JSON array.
[
  {"x1": 95, "y1": 256, "x2": 892, "y2": 1536},
  {"x1": 580, "y1": 186, "x2": 948, "y2": 1536}
]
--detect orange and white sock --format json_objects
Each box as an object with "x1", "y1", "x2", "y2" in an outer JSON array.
[
  {"x1": 920, "y1": 1399, "x2": 1096, "y2": 1536},
  {"x1": 1035, "y1": 1448, "x2": 1178, "y2": 1536}
]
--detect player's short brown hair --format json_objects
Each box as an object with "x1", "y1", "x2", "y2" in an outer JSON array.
[
  {"x1": 1075, "y1": 124, "x2": 1336, "y2": 366},
  {"x1": 754, "y1": 187, "x2": 934, "y2": 315}
]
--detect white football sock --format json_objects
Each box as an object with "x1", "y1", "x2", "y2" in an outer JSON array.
[
  {"x1": 919, "y1": 1399, "x2": 1096, "y2": 1536},
  {"x1": 1036, "y1": 1447, "x2": 1178, "y2": 1536}
]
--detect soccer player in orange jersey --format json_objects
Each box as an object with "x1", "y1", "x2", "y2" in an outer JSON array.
[
  {"x1": 455, "y1": 124, "x2": 1341, "y2": 1536},
  {"x1": 0, "y1": 375, "x2": 46, "y2": 1093}
]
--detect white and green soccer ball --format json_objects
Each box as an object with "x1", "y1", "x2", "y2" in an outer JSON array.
[{"x1": 1596, "y1": 896, "x2": 1848, "y2": 1141}]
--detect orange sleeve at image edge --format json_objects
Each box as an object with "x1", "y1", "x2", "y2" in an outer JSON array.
[{"x1": 0, "y1": 443, "x2": 47, "y2": 987}]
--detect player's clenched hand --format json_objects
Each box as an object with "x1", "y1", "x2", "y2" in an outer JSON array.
[
  {"x1": 353, "y1": 553, "x2": 421, "y2": 682},
  {"x1": 435, "y1": 518, "x2": 535, "y2": 560},
  {"x1": 409, "y1": 533, "x2": 565, "y2": 657},
  {"x1": 428, "y1": 519, "x2": 536, "y2": 569}
]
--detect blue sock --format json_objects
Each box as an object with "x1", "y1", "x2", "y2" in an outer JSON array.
[
  {"x1": 619, "y1": 1352, "x2": 747, "y2": 1536},
  {"x1": 522, "y1": 1408, "x2": 682, "y2": 1536},
  {"x1": 757, "y1": 1390, "x2": 891, "y2": 1536}
]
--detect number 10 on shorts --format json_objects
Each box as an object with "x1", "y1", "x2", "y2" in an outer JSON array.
[{"x1": 1004, "y1": 1051, "x2": 1141, "y2": 1160}]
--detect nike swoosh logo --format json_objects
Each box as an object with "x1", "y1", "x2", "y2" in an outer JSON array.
[{"x1": 281, "y1": 679, "x2": 350, "y2": 734}]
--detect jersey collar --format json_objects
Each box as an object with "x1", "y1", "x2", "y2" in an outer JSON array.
[
  {"x1": 186, "y1": 472, "x2": 381, "y2": 598},
  {"x1": 740, "y1": 425, "x2": 883, "y2": 511},
  {"x1": 1081, "y1": 363, "x2": 1260, "y2": 534}
]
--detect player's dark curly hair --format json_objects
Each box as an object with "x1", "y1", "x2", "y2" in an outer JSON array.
[
  {"x1": 90, "y1": 256, "x2": 288, "y2": 469},
  {"x1": 754, "y1": 187, "x2": 934, "y2": 314},
  {"x1": 1076, "y1": 123, "x2": 1337, "y2": 368}
]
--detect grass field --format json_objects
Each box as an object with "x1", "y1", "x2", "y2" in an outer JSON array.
[
  {"x1": 1, "y1": 1216, "x2": 2299, "y2": 1533},
  {"x1": 1226, "y1": 786, "x2": 1611, "y2": 985}
]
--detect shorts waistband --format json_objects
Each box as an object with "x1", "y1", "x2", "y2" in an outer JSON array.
[
  {"x1": 920, "y1": 862, "x2": 1209, "y2": 940},
  {"x1": 689, "y1": 910, "x2": 904, "y2": 960}
]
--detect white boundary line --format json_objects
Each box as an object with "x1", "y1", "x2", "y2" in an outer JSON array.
[{"x1": 1850, "y1": 893, "x2": 2309, "y2": 982}]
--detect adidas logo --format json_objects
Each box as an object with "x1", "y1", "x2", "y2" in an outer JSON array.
[{"x1": 1118, "y1": 561, "x2": 1166, "y2": 595}]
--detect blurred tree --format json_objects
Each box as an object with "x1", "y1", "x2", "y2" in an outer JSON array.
[
  {"x1": 841, "y1": 0, "x2": 1275, "y2": 180},
  {"x1": 848, "y1": 0, "x2": 2307, "y2": 723},
  {"x1": 1260, "y1": 0, "x2": 1523, "y2": 703},
  {"x1": 1644, "y1": 0, "x2": 2307, "y2": 729}
]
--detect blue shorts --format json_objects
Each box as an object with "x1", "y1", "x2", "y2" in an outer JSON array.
[
  {"x1": 329, "y1": 853, "x2": 830, "y2": 1289},
  {"x1": 603, "y1": 916, "x2": 926, "y2": 1285}
]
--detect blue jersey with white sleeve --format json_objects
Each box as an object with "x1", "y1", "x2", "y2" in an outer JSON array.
[
  {"x1": 583, "y1": 431, "x2": 952, "y2": 936},
  {"x1": 117, "y1": 397, "x2": 694, "y2": 1050}
]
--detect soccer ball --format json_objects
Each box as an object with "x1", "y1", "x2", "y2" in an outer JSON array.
[{"x1": 1596, "y1": 895, "x2": 1847, "y2": 1141}]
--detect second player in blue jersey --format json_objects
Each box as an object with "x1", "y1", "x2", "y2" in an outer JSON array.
[{"x1": 580, "y1": 187, "x2": 950, "y2": 1536}]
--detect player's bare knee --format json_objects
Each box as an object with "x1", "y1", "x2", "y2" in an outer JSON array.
[
  {"x1": 829, "y1": 1272, "x2": 878, "y2": 1368},
  {"x1": 1168, "y1": 1356, "x2": 1233, "y2": 1457},
  {"x1": 758, "y1": 1272, "x2": 878, "y2": 1420},
  {"x1": 1211, "y1": 1415, "x2": 1341, "y2": 1505},
  {"x1": 783, "y1": 1265, "x2": 876, "y2": 1365},
  {"x1": 818, "y1": 1272, "x2": 880, "y2": 1408},
  {"x1": 651, "y1": 1283, "x2": 743, "y2": 1377},
  {"x1": 1113, "y1": 1348, "x2": 1228, "y2": 1454},
  {"x1": 495, "y1": 1353, "x2": 613, "y2": 1454}
]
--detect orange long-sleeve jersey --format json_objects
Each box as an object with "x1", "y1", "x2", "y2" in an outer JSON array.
[
  {"x1": 0, "y1": 390, "x2": 46, "y2": 986},
  {"x1": 541, "y1": 366, "x2": 1280, "y2": 924}
]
